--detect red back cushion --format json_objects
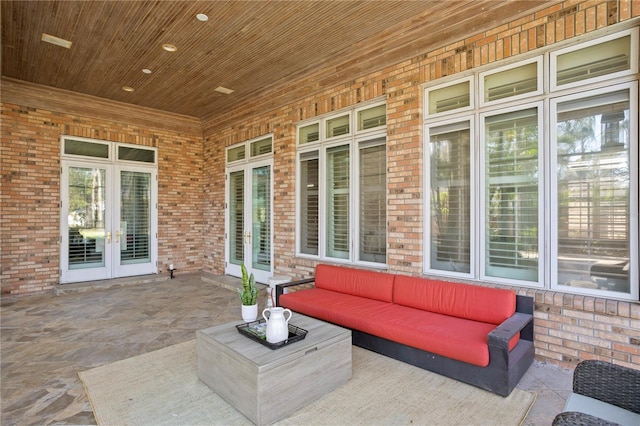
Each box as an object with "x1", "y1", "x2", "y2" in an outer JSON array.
[
  {"x1": 314, "y1": 264, "x2": 394, "y2": 302},
  {"x1": 393, "y1": 275, "x2": 516, "y2": 324}
]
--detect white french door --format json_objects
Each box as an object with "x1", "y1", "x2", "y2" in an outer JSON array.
[
  {"x1": 225, "y1": 159, "x2": 273, "y2": 283},
  {"x1": 60, "y1": 138, "x2": 157, "y2": 283}
]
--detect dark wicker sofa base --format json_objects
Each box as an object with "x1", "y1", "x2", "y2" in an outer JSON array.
[{"x1": 277, "y1": 281, "x2": 534, "y2": 397}]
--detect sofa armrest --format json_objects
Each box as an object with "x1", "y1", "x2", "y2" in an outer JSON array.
[
  {"x1": 275, "y1": 278, "x2": 315, "y2": 306},
  {"x1": 572, "y1": 360, "x2": 640, "y2": 414},
  {"x1": 488, "y1": 312, "x2": 533, "y2": 348}
]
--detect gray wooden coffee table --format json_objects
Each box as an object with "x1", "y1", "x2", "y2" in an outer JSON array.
[{"x1": 196, "y1": 313, "x2": 352, "y2": 425}]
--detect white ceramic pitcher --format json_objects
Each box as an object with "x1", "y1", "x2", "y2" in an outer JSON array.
[{"x1": 262, "y1": 307, "x2": 292, "y2": 343}]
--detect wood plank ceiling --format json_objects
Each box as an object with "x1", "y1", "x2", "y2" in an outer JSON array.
[{"x1": 2, "y1": 0, "x2": 554, "y2": 127}]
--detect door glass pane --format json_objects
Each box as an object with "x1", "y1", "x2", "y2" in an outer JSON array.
[
  {"x1": 485, "y1": 108, "x2": 539, "y2": 281},
  {"x1": 326, "y1": 145, "x2": 350, "y2": 259},
  {"x1": 359, "y1": 142, "x2": 386, "y2": 263},
  {"x1": 300, "y1": 151, "x2": 319, "y2": 255},
  {"x1": 120, "y1": 171, "x2": 150, "y2": 265},
  {"x1": 252, "y1": 166, "x2": 271, "y2": 271},
  {"x1": 429, "y1": 122, "x2": 471, "y2": 273},
  {"x1": 556, "y1": 90, "x2": 631, "y2": 293},
  {"x1": 67, "y1": 167, "x2": 106, "y2": 269},
  {"x1": 229, "y1": 170, "x2": 244, "y2": 265}
]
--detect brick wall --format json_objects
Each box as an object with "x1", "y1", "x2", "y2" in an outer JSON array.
[
  {"x1": 203, "y1": 0, "x2": 640, "y2": 367},
  {"x1": 0, "y1": 103, "x2": 204, "y2": 294}
]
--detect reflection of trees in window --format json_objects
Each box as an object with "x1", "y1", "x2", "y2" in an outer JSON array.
[
  {"x1": 68, "y1": 167, "x2": 105, "y2": 266},
  {"x1": 429, "y1": 126, "x2": 471, "y2": 273},
  {"x1": 68, "y1": 167, "x2": 105, "y2": 229},
  {"x1": 556, "y1": 94, "x2": 630, "y2": 292},
  {"x1": 485, "y1": 109, "x2": 539, "y2": 281}
]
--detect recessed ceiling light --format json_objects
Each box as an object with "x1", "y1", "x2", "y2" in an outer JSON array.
[
  {"x1": 122, "y1": 86, "x2": 135, "y2": 92},
  {"x1": 215, "y1": 86, "x2": 234, "y2": 94},
  {"x1": 162, "y1": 43, "x2": 177, "y2": 52},
  {"x1": 142, "y1": 68, "x2": 152, "y2": 74},
  {"x1": 196, "y1": 13, "x2": 209, "y2": 22},
  {"x1": 41, "y1": 33, "x2": 72, "y2": 49}
]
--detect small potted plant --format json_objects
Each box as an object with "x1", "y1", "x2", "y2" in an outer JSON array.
[{"x1": 238, "y1": 264, "x2": 259, "y2": 322}]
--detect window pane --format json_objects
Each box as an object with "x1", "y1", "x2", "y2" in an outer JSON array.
[
  {"x1": 556, "y1": 90, "x2": 630, "y2": 293},
  {"x1": 227, "y1": 146, "x2": 245, "y2": 162},
  {"x1": 428, "y1": 81, "x2": 470, "y2": 115},
  {"x1": 67, "y1": 167, "x2": 106, "y2": 269},
  {"x1": 300, "y1": 152, "x2": 319, "y2": 255},
  {"x1": 359, "y1": 142, "x2": 386, "y2": 262},
  {"x1": 326, "y1": 145, "x2": 350, "y2": 259},
  {"x1": 429, "y1": 122, "x2": 471, "y2": 273},
  {"x1": 250, "y1": 137, "x2": 272, "y2": 157},
  {"x1": 299, "y1": 123, "x2": 319, "y2": 144},
  {"x1": 556, "y1": 35, "x2": 631, "y2": 86},
  {"x1": 484, "y1": 61, "x2": 538, "y2": 102},
  {"x1": 358, "y1": 105, "x2": 386, "y2": 130},
  {"x1": 120, "y1": 171, "x2": 150, "y2": 264},
  {"x1": 326, "y1": 115, "x2": 350, "y2": 138},
  {"x1": 485, "y1": 108, "x2": 539, "y2": 281}
]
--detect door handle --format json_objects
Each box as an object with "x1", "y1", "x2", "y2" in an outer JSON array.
[
  {"x1": 245, "y1": 231, "x2": 252, "y2": 244},
  {"x1": 115, "y1": 230, "x2": 120, "y2": 243},
  {"x1": 106, "y1": 231, "x2": 111, "y2": 244}
]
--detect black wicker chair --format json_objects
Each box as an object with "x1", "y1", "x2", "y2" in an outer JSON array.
[{"x1": 552, "y1": 360, "x2": 640, "y2": 426}]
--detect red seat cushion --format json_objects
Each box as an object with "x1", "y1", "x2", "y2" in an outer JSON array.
[{"x1": 280, "y1": 288, "x2": 513, "y2": 367}]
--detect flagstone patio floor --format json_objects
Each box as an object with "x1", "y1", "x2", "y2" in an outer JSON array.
[{"x1": 1, "y1": 272, "x2": 573, "y2": 425}]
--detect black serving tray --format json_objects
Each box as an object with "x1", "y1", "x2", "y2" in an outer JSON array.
[{"x1": 236, "y1": 319, "x2": 308, "y2": 350}]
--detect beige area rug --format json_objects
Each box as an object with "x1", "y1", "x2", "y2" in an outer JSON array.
[{"x1": 79, "y1": 340, "x2": 536, "y2": 426}]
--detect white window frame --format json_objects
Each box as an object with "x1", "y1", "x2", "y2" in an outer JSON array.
[
  {"x1": 325, "y1": 112, "x2": 353, "y2": 140},
  {"x1": 425, "y1": 76, "x2": 475, "y2": 119},
  {"x1": 227, "y1": 135, "x2": 273, "y2": 165},
  {"x1": 423, "y1": 26, "x2": 639, "y2": 301},
  {"x1": 550, "y1": 27, "x2": 639, "y2": 92},
  {"x1": 354, "y1": 135, "x2": 388, "y2": 266},
  {"x1": 298, "y1": 121, "x2": 321, "y2": 146},
  {"x1": 479, "y1": 102, "x2": 545, "y2": 287},
  {"x1": 296, "y1": 100, "x2": 387, "y2": 267},
  {"x1": 424, "y1": 116, "x2": 477, "y2": 280},
  {"x1": 479, "y1": 57, "x2": 543, "y2": 107},
  {"x1": 548, "y1": 82, "x2": 639, "y2": 300}
]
